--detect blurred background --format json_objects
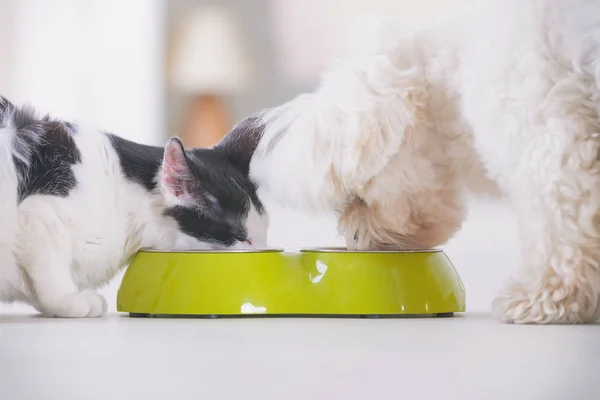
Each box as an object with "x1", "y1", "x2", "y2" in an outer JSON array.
[{"x1": 0, "y1": 0, "x2": 519, "y2": 314}]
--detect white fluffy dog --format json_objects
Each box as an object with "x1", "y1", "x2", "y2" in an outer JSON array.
[{"x1": 246, "y1": 0, "x2": 600, "y2": 324}]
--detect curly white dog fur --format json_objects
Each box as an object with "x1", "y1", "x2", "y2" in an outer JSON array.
[{"x1": 249, "y1": 0, "x2": 600, "y2": 324}]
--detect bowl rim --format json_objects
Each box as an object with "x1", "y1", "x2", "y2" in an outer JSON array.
[
  {"x1": 299, "y1": 246, "x2": 442, "y2": 254},
  {"x1": 138, "y1": 247, "x2": 285, "y2": 254}
]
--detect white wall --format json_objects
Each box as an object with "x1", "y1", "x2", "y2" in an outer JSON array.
[
  {"x1": 270, "y1": 0, "x2": 469, "y2": 85},
  {"x1": 3, "y1": 0, "x2": 166, "y2": 145}
]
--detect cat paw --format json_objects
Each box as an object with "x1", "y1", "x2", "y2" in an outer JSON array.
[
  {"x1": 42, "y1": 290, "x2": 107, "y2": 318},
  {"x1": 491, "y1": 279, "x2": 591, "y2": 324}
]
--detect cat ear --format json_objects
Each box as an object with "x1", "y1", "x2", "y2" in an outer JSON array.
[
  {"x1": 160, "y1": 137, "x2": 194, "y2": 201},
  {"x1": 161, "y1": 138, "x2": 222, "y2": 212},
  {"x1": 215, "y1": 115, "x2": 263, "y2": 175}
]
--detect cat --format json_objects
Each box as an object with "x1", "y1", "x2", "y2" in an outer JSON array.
[
  {"x1": 0, "y1": 96, "x2": 268, "y2": 318},
  {"x1": 243, "y1": 0, "x2": 600, "y2": 324}
]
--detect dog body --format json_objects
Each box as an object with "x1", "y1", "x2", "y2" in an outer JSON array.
[{"x1": 249, "y1": 0, "x2": 600, "y2": 323}]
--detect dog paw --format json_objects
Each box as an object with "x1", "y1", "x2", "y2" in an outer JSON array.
[
  {"x1": 491, "y1": 279, "x2": 592, "y2": 324},
  {"x1": 42, "y1": 290, "x2": 107, "y2": 318}
]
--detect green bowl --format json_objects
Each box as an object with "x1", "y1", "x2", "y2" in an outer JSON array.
[{"x1": 116, "y1": 247, "x2": 466, "y2": 318}]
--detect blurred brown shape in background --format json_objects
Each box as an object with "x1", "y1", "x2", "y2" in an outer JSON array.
[{"x1": 170, "y1": 5, "x2": 252, "y2": 148}]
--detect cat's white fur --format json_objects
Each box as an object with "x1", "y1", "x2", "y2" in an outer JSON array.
[
  {"x1": 0, "y1": 123, "x2": 268, "y2": 317},
  {"x1": 250, "y1": 0, "x2": 600, "y2": 323}
]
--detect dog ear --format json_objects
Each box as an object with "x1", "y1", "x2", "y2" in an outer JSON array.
[
  {"x1": 322, "y1": 51, "x2": 429, "y2": 192},
  {"x1": 215, "y1": 115, "x2": 264, "y2": 175}
]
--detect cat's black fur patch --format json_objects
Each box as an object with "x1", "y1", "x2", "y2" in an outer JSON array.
[
  {"x1": 1, "y1": 98, "x2": 82, "y2": 203},
  {"x1": 107, "y1": 134, "x2": 163, "y2": 191},
  {"x1": 163, "y1": 206, "x2": 247, "y2": 246},
  {"x1": 188, "y1": 147, "x2": 264, "y2": 214}
]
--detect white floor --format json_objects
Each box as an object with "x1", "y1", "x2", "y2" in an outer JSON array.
[{"x1": 1, "y1": 312, "x2": 599, "y2": 400}]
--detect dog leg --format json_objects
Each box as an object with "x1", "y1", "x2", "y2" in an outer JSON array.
[{"x1": 492, "y1": 129, "x2": 600, "y2": 324}]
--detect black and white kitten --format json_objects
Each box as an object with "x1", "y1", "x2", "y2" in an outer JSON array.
[{"x1": 0, "y1": 97, "x2": 268, "y2": 317}]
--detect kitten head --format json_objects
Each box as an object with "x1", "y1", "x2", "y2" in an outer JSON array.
[{"x1": 159, "y1": 135, "x2": 268, "y2": 250}]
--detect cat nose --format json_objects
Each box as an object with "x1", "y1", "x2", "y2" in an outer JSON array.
[{"x1": 246, "y1": 239, "x2": 253, "y2": 246}]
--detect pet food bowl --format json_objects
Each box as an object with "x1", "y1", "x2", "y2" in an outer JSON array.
[{"x1": 116, "y1": 247, "x2": 466, "y2": 318}]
